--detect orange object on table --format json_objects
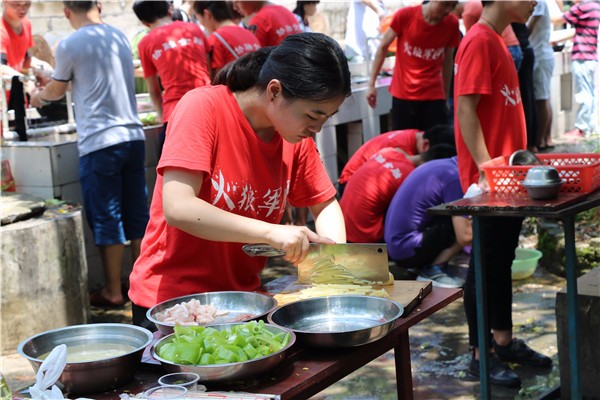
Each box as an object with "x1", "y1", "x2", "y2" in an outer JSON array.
[
  {"x1": 481, "y1": 153, "x2": 600, "y2": 195},
  {"x1": 380, "y1": 15, "x2": 397, "y2": 54}
]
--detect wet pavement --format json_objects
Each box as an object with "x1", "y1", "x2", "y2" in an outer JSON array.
[{"x1": 2, "y1": 134, "x2": 596, "y2": 398}]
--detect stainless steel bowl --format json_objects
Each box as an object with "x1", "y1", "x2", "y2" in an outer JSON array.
[
  {"x1": 152, "y1": 322, "x2": 295, "y2": 382},
  {"x1": 523, "y1": 181, "x2": 563, "y2": 200},
  {"x1": 509, "y1": 150, "x2": 544, "y2": 166},
  {"x1": 147, "y1": 291, "x2": 278, "y2": 335},
  {"x1": 17, "y1": 323, "x2": 153, "y2": 394},
  {"x1": 523, "y1": 166, "x2": 562, "y2": 185},
  {"x1": 267, "y1": 295, "x2": 404, "y2": 348},
  {"x1": 522, "y1": 166, "x2": 564, "y2": 199}
]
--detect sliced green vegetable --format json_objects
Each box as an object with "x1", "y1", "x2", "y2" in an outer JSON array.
[{"x1": 157, "y1": 321, "x2": 290, "y2": 366}]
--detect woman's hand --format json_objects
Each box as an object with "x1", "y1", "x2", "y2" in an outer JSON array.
[
  {"x1": 266, "y1": 225, "x2": 335, "y2": 265},
  {"x1": 477, "y1": 172, "x2": 490, "y2": 192},
  {"x1": 366, "y1": 85, "x2": 377, "y2": 108}
]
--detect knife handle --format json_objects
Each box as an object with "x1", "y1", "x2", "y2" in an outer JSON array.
[{"x1": 242, "y1": 243, "x2": 286, "y2": 257}]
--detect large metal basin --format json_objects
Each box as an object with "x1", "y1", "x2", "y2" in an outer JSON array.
[
  {"x1": 17, "y1": 323, "x2": 153, "y2": 394},
  {"x1": 268, "y1": 295, "x2": 403, "y2": 348}
]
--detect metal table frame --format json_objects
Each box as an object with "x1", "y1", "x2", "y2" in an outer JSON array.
[{"x1": 428, "y1": 190, "x2": 600, "y2": 399}]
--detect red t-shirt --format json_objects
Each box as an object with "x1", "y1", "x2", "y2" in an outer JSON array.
[
  {"x1": 340, "y1": 148, "x2": 415, "y2": 243},
  {"x1": 339, "y1": 129, "x2": 420, "y2": 184},
  {"x1": 389, "y1": 5, "x2": 459, "y2": 101},
  {"x1": 247, "y1": 4, "x2": 302, "y2": 47},
  {"x1": 129, "y1": 85, "x2": 336, "y2": 308},
  {"x1": 209, "y1": 25, "x2": 261, "y2": 70},
  {"x1": 454, "y1": 23, "x2": 527, "y2": 192},
  {"x1": 1, "y1": 17, "x2": 33, "y2": 70},
  {"x1": 462, "y1": 1, "x2": 520, "y2": 47},
  {"x1": 137, "y1": 21, "x2": 211, "y2": 123}
]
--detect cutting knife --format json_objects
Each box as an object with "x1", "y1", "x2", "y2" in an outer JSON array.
[{"x1": 242, "y1": 243, "x2": 390, "y2": 284}]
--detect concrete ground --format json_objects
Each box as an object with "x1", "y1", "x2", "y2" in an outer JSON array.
[{"x1": 1, "y1": 133, "x2": 596, "y2": 398}]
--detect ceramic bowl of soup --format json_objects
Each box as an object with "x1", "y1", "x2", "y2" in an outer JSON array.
[{"x1": 17, "y1": 323, "x2": 153, "y2": 395}]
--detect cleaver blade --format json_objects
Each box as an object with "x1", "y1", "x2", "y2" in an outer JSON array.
[{"x1": 297, "y1": 243, "x2": 389, "y2": 284}]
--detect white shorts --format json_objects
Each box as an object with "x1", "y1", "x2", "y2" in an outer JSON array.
[{"x1": 533, "y1": 57, "x2": 555, "y2": 101}]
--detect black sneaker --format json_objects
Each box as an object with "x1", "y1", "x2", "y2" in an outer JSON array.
[
  {"x1": 469, "y1": 353, "x2": 522, "y2": 388},
  {"x1": 493, "y1": 338, "x2": 552, "y2": 367},
  {"x1": 417, "y1": 264, "x2": 465, "y2": 288}
]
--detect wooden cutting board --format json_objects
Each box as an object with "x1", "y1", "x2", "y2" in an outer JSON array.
[{"x1": 272, "y1": 280, "x2": 432, "y2": 317}]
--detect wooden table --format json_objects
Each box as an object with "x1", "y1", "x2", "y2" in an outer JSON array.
[
  {"x1": 428, "y1": 189, "x2": 600, "y2": 400},
  {"x1": 35, "y1": 283, "x2": 461, "y2": 400}
]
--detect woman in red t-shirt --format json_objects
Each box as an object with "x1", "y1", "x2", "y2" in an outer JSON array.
[
  {"x1": 367, "y1": 1, "x2": 460, "y2": 132},
  {"x1": 234, "y1": 1, "x2": 302, "y2": 47},
  {"x1": 129, "y1": 33, "x2": 351, "y2": 329},
  {"x1": 193, "y1": 1, "x2": 261, "y2": 79},
  {"x1": 454, "y1": 0, "x2": 551, "y2": 388}
]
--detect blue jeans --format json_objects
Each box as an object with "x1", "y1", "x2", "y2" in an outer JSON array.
[
  {"x1": 572, "y1": 60, "x2": 598, "y2": 134},
  {"x1": 79, "y1": 141, "x2": 149, "y2": 246}
]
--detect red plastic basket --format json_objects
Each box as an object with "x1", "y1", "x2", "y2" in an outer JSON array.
[{"x1": 480, "y1": 153, "x2": 600, "y2": 194}]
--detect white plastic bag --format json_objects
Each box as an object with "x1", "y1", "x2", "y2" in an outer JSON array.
[
  {"x1": 28, "y1": 344, "x2": 67, "y2": 399},
  {"x1": 464, "y1": 183, "x2": 484, "y2": 199}
]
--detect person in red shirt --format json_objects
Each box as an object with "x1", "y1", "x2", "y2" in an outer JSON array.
[
  {"x1": 338, "y1": 124, "x2": 455, "y2": 195},
  {"x1": 454, "y1": 0, "x2": 551, "y2": 388},
  {"x1": 133, "y1": 1, "x2": 211, "y2": 152},
  {"x1": 128, "y1": 33, "x2": 351, "y2": 330},
  {"x1": 193, "y1": 1, "x2": 261, "y2": 79},
  {"x1": 234, "y1": 1, "x2": 302, "y2": 47},
  {"x1": 367, "y1": 1, "x2": 460, "y2": 131},
  {"x1": 1, "y1": 0, "x2": 52, "y2": 139},
  {"x1": 462, "y1": 0, "x2": 523, "y2": 70},
  {"x1": 340, "y1": 144, "x2": 456, "y2": 244}
]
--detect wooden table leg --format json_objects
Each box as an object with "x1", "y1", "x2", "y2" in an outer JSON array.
[{"x1": 395, "y1": 330, "x2": 413, "y2": 400}]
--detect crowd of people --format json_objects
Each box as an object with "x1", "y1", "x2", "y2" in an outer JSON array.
[{"x1": 2, "y1": 0, "x2": 599, "y2": 390}]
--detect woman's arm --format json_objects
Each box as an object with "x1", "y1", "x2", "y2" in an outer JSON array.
[
  {"x1": 367, "y1": 28, "x2": 396, "y2": 108},
  {"x1": 309, "y1": 197, "x2": 347, "y2": 243},
  {"x1": 146, "y1": 75, "x2": 163, "y2": 122},
  {"x1": 452, "y1": 215, "x2": 473, "y2": 246},
  {"x1": 456, "y1": 93, "x2": 491, "y2": 187},
  {"x1": 162, "y1": 168, "x2": 333, "y2": 264}
]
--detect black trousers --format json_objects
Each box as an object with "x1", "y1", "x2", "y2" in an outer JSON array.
[
  {"x1": 132, "y1": 303, "x2": 157, "y2": 332},
  {"x1": 391, "y1": 97, "x2": 448, "y2": 132},
  {"x1": 393, "y1": 216, "x2": 456, "y2": 269},
  {"x1": 519, "y1": 46, "x2": 538, "y2": 148},
  {"x1": 463, "y1": 216, "x2": 523, "y2": 348},
  {"x1": 7, "y1": 76, "x2": 28, "y2": 141}
]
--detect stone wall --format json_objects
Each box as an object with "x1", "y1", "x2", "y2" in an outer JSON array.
[
  {"x1": 27, "y1": 1, "x2": 410, "y2": 48},
  {"x1": 1, "y1": 207, "x2": 90, "y2": 353}
]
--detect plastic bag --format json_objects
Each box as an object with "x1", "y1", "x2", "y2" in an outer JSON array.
[
  {"x1": 463, "y1": 183, "x2": 483, "y2": 199},
  {"x1": 28, "y1": 344, "x2": 67, "y2": 399}
]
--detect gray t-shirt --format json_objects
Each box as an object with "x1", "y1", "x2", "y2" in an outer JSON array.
[
  {"x1": 53, "y1": 24, "x2": 144, "y2": 156},
  {"x1": 530, "y1": 0, "x2": 554, "y2": 63}
]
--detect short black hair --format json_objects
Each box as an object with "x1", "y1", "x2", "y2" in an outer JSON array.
[
  {"x1": 133, "y1": 1, "x2": 170, "y2": 23},
  {"x1": 215, "y1": 33, "x2": 351, "y2": 102},
  {"x1": 193, "y1": 1, "x2": 233, "y2": 22},
  {"x1": 423, "y1": 124, "x2": 455, "y2": 148},
  {"x1": 421, "y1": 143, "x2": 457, "y2": 162},
  {"x1": 63, "y1": 1, "x2": 97, "y2": 13}
]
